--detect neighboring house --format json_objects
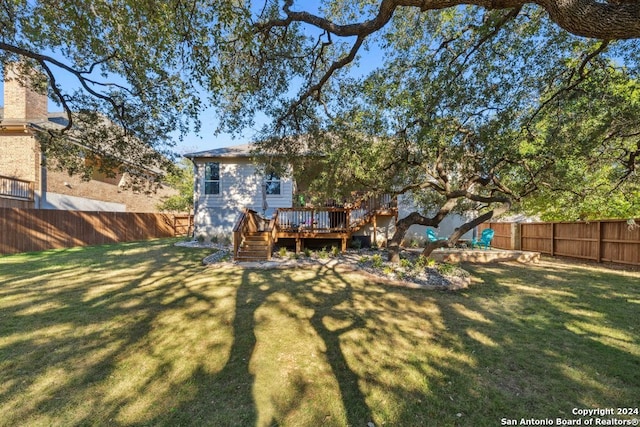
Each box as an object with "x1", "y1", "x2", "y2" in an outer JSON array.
[{"x1": 0, "y1": 63, "x2": 176, "y2": 212}]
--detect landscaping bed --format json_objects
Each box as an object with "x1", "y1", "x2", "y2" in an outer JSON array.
[{"x1": 182, "y1": 241, "x2": 472, "y2": 290}]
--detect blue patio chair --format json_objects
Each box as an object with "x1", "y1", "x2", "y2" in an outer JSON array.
[
  {"x1": 426, "y1": 229, "x2": 447, "y2": 243},
  {"x1": 472, "y1": 228, "x2": 494, "y2": 250}
]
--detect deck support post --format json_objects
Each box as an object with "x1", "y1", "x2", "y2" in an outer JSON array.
[
  {"x1": 372, "y1": 214, "x2": 377, "y2": 247},
  {"x1": 296, "y1": 237, "x2": 303, "y2": 254}
]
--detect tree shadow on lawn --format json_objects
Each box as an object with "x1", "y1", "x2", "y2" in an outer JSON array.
[
  {"x1": 440, "y1": 261, "x2": 640, "y2": 420},
  {"x1": 0, "y1": 241, "x2": 228, "y2": 425},
  {"x1": 156, "y1": 260, "x2": 639, "y2": 426},
  {"x1": 1, "y1": 245, "x2": 639, "y2": 426}
]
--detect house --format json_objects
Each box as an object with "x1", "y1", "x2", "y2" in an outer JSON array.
[
  {"x1": 185, "y1": 143, "x2": 398, "y2": 260},
  {"x1": 0, "y1": 63, "x2": 177, "y2": 212}
]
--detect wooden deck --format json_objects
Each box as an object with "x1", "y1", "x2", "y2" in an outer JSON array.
[{"x1": 233, "y1": 195, "x2": 397, "y2": 260}]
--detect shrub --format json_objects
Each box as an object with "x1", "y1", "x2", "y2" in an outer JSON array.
[
  {"x1": 400, "y1": 258, "x2": 413, "y2": 269},
  {"x1": 196, "y1": 235, "x2": 205, "y2": 243},
  {"x1": 350, "y1": 239, "x2": 362, "y2": 249},
  {"x1": 371, "y1": 254, "x2": 383, "y2": 269},
  {"x1": 358, "y1": 255, "x2": 370, "y2": 264},
  {"x1": 318, "y1": 247, "x2": 329, "y2": 259},
  {"x1": 436, "y1": 262, "x2": 456, "y2": 276},
  {"x1": 304, "y1": 248, "x2": 312, "y2": 258},
  {"x1": 331, "y1": 246, "x2": 340, "y2": 257},
  {"x1": 210, "y1": 235, "x2": 219, "y2": 244},
  {"x1": 278, "y1": 247, "x2": 288, "y2": 257}
]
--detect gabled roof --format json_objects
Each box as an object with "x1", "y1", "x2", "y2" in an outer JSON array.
[
  {"x1": 184, "y1": 143, "x2": 254, "y2": 159},
  {"x1": 0, "y1": 108, "x2": 68, "y2": 131},
  {"x1": 1, "y1": 108, "x2": 166, "y2": 175},
  {"x1": 184, "y1": 135, "x2": 326, "y2": 160}
]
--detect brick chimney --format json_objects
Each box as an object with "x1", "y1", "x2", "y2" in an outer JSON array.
[{"x1": 3, "y1": 62, "x2": 49, "y2": 121}]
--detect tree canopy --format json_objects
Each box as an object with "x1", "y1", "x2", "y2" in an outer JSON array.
[
  {"x1": 1, "y1": 1, "x2": 638, "y2": 224},
  {"x1": 282, "y1": 5, "x2": 637, "y2": 258}
]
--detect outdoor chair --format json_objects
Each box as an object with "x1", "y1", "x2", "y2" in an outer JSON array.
[
  {"x1": 426, "y1": 229, "x2": 447, "y2": 243},
  {"x1": 472, "y1": 228, "x2": 494, "y2": 250}
]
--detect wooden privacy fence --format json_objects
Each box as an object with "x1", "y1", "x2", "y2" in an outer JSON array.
[
  {"x1": 0, "y1": 208, "x2": 193, "y2": 255},
  {"x1": 479, "y1": 219, "x2": 640, "y2": 266}
]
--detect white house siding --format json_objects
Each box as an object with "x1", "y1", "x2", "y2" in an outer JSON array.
[{"x1": 193, "y1": 157, "x2": 293, "y2": 238}]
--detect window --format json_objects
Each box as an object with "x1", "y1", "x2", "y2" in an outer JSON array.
[
  {"x1": 265, "y1": 171, "x2": 281, "y2": 195},
  {"x1": 204, "y1": 162, "x2": 220, "y2": 195}
]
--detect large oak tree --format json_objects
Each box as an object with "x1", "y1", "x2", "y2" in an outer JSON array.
[{"x1": 1, "y1": 1, "x2": 638, "y2": 208}]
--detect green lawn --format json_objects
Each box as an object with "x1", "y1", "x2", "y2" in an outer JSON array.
[{"x1": 1, "y1": 240, "x2": 638, "y2": 427}]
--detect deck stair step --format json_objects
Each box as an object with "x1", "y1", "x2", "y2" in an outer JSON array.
[
  {"x1": 244, "y1": 232, "x2": 270, "y2": 239},
  {"x1": 235, "y1": 230, "x2": 271, "y2": 261}
]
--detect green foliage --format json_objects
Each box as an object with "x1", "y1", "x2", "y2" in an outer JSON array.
[
  {"x1": 156, "y1": 157, "x2": 195, "y2": 212},
  {"x1": 278, "y1": 246, "x2": 288, "y2": 258},
  {"x1": 371, "y1": 254, "x2": 383, "y2": 269},
  {"x1": 4, "y1": 0, "x2": 639, "y2": 205},
  {"x1": 298, "y1": 6, "x2": 640, "y2": 231},
  {"x1": 399, "y1": 258, "x2": 412, "y2": 269},
  {"x1": 318, "y1": 247, "x2": 329, "y2": 259},
  {"x1": 436, "y1": 262, "x2": 457, "y2": 276},
  {"x1": 0, "y1": 1, "x2": 249, "y2": 178}
]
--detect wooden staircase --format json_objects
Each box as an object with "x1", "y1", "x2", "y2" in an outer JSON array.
[{"x1": 235, "y1": 231, "x2": 272, "y2": 262}]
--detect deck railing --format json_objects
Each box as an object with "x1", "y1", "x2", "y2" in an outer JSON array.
[
  {"x1": 233, "y1": 209, "x2": 277, "y2": 259},
  {"x1": 276, "y1": 194, "x2": 397, "y2": 234},
  {"x1": 0, "y1": 175, "x2": 34, "y2": 201},
  {"x1": 277, "y1": 207, "x2": 351, "y2": 233}
]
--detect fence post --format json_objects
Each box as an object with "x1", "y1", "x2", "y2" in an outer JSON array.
[
  {"x1": 550, "y1": 223, "x2": 555, "y2": 256},
  {"x1": 511, "y1": 222, "x2": 521, "y2": 250},
  {"x1": 596, "y1": 221, "x2": 602, "y2": 263}
]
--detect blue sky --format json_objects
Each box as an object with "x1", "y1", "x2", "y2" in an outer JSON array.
[
  {"x1": 0, "y1": 77, "x2": 247, "y2": 155},
  {"x1": 0, "y1": 1, "x2": 382, "y2": 156}
]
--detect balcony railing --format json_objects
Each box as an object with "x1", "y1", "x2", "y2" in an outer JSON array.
[{"x1": 0, "y1": 175, "x2": 34, "y2": 201}]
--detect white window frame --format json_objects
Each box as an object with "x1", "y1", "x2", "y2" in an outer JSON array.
[
  {"x1": 204, "y1": 162, "x2": 220, "y2": 195},
  {"x1": 265, "y1": 171, "x2": 281, "y2": 196}
]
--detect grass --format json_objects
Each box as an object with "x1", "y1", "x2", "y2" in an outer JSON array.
[{"x1": 1, "y1": 240, "x2": 639, "y2": 426}]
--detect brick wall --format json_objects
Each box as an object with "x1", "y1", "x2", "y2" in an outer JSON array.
[
  {"x1": 0, "y1": 135, "x2": 40, "y2": 183},
  {"x1": 3, "y1": 64, "x2": 48, "y2": 120},
  {"x1": 47, "y1": 169, "x2": 179, "y2": 212}
]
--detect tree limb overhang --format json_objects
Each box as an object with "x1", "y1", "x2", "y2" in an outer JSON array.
[{"x1": 267, "y1": 0, "x2": 640, "y2": 40}]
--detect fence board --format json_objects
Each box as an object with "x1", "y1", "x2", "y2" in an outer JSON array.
[
  {"x1": 479, "y1": 222, "x2": 513, "y2": 249},
  {"x1": 481, "y1": 219, "x2": 640, "y2": 267},
  {"x1": 0, "y1": 208, "x2": 193, "y2": 255}
]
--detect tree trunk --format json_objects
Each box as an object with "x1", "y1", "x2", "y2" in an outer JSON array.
[
  {"x1": 387, "y1": 216, "x2": 414, "y2": 263},
  {"x1": 387, "y1": 211, "x2": 444, "y2": 262}
]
